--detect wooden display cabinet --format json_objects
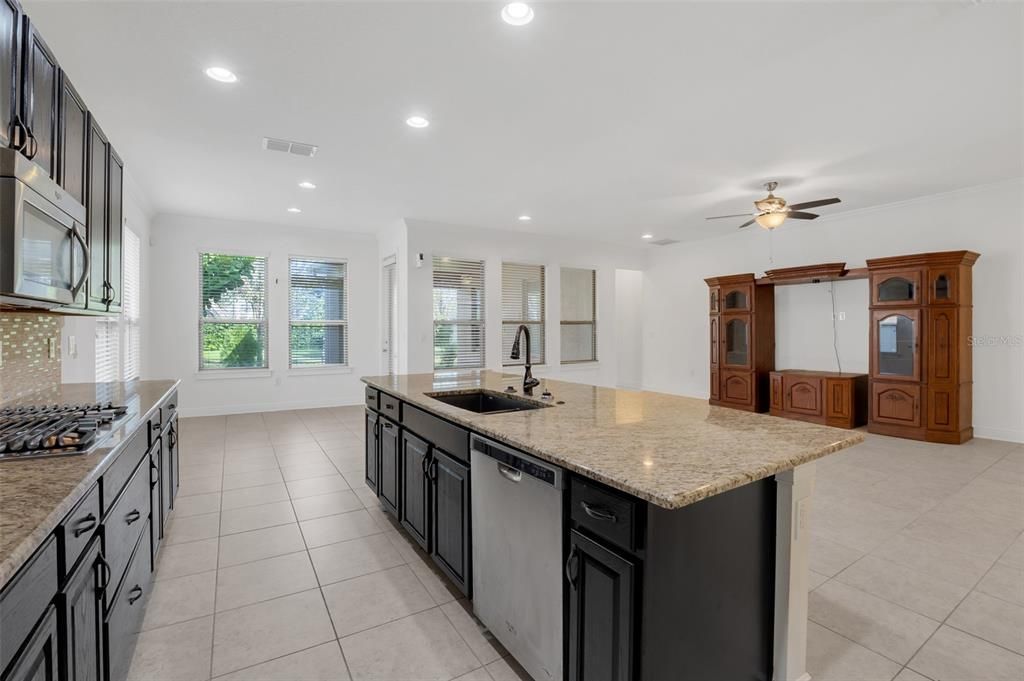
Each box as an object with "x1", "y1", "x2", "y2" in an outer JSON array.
[{"x1": 705, "y1": 274, "x2": 775, "y2": 412}]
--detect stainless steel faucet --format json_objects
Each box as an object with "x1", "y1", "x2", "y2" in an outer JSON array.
[{"x1": 509, "y1": 324, "x2": 540, "y2": 395}]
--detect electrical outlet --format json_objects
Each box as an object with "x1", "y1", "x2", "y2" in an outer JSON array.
[
  {"x1": 838, "y1": 311, "x2": 846, "y2": 321},
  {"x1": 0, "y1": 340, "x2": 4, "y2": 368},
  {"x1": 48, "y1": 337, "x2": 58, "y2": 359},
  {"x1": 67, "y1": 335, "x2": 78, "y2": 359},
  {"x1": 795, "y1": 498, "x2": 810, "y2": 541}
]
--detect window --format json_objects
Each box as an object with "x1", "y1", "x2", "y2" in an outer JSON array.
[
  {"x1": 560, "y1": 267, "x2": 597, "y2": 363},
  {"x1": 502, "y1": 262, "x2": 545, "y2": 366},
  {"x1": 199, "y1": 252, "x2": 268, "y2": 370},
  {"x1": 433, "y1": 256, "x2": 485, "y2": 369},
  {"x1": 122, "y1": 228, "x2": 141, "y2": 379},
  {"x1": 95, "y1": 319, "x2": 120, "y2": 382},
  {"x1": 289, "y1": 257, "x2": 348, "y2": 367}
]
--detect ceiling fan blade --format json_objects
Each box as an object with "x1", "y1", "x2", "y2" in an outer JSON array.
[
  {"x1": 737, "y1": 219, "x2": 756, "y2": 229},
  {"x1": 786, "y1": 211, "x2": 819, "y2": 220},
  {"x1": 787, "y1": 197, "x2": 841, "y2": 211},
  {"x1": 706, "y1": 213, "x2": 755, "y2": 220}
]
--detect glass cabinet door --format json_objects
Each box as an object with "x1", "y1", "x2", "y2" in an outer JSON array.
[
  {"x1": 928, "y1": 268, "x2": 957, "y2": 305},
  {"x1": 723, "y1": 287, "x2": 750, "y2": 311},
  {"x1": 872, "y1": 270, "x2": 921, "y2": 306},
  {"x1": 873, "y1": 310, "x2": 920, "y2": 380},
  {"x1": 724, "y1": 316, "x2": 750, "y2": 367}
]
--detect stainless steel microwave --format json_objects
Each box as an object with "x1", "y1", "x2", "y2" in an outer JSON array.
[{"x1": 1, "y1": 148, "x2": 89, "y2": 309}]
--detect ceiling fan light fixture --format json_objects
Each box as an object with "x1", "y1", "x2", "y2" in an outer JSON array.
[{"x1": 755, "y1": 212, "x2": 788, "y2": 230}]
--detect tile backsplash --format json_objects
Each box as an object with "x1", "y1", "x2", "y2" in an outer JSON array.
[{"x1": 0, "y1": 313, "x2": 64, "y2": 403}]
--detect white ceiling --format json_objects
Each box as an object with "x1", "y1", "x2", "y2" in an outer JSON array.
[{"x1": 25, "y1": 1, "x2": 1023, "y2": 245}]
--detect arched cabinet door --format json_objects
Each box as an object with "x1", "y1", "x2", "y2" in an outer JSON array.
[
  {"x1": 871, "y1": 309, "x2": 921, "y2": 381},
  {"x1": 927, "y1": 268, "x2": 958, "y2": 305},
  {"x1": 722, "y1": 315, "x2": 751, "y2": 369},
  {"x1": 871, "y1": 270, "x2": 921, "y2": 306},
  {"x1": 871, "y1": 382, "x2": 921, "y2": 428},
  {"x1": 722, "y1": 285, "x2": 752, "y2": 312}
]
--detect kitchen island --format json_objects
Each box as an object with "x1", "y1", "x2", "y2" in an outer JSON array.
[{"x1": 362, "y1": 370, "x2": 863, "y2": 681}]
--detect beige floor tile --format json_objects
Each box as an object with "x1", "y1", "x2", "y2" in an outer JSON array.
[
  {"x1": 804, "y1": 622, "x2": 901, "y2": 681},
  {"x1": 220, "y1": 482, "x2": 289, "y2": 510},
  {"x1": 322, "y1": 565, "x2": 435, "y2": 637},
  {"x1": 178, "y1": 476, "x2": 224, "y2": 497},
  {"x1": 909, "y1": 625, "x2": 1024, "y2": 681},
  {"x1": 340, "y1": 607, "x2": 480, "y2": 681},
  {"x1": 892, "y1": 669, "x2": 931, "y2": 681},
  {"x1": 165, "y1": 512, "x2": 221, "y2": 545},
  {"x1": 870, "y1": 533, "x2": 996, "y2": 588},
  {"x1": 275, "y1": 450, "x2": 331, "y2": 467},
  {"x1": 976, "y1": 561, "x2": 1024, "y2": 606},
  {"x1": 142, "y1": 570, "x2": 217, "y2": 630},
  {"x1": 222, "y1": 446, "x2": 276, "y2": 462},
  {"x1": 128, "y1": 615, "x2": 213, "y2": 681},
  {"x1": 270, "y1": 432, "x2": 317, "y2": 446},
  {"x1": 451, "y1": 669, "x2": 492, "y2": 681},
  {"x1": 287, "y1": 474, "x2": 351, "y2": 499},
  {"x1": 293, "y1": 490, "x2": 364, "y2": 521},
  {"x1": 902, "y1": 506, "x2": 1021, "y2": 563},
  {"x1": 211, "y1": 589, "x2": 335, "y2": 676},
  {"x1": 224, "y1": 435, "x2": 273, "y2": 450},
  {"x1": 155, "y1": 538, "x2": 219, "y2": 581},
  {"x1": 216, "y1": 551, "x2": 319, "y2": 612},
  {"x1": 1001, "y1": 534, "x2": 1024, "y2": 569},
  {"x1": 327, "y1": 450, "x2": 364, "y2": 474},
  {"x1": 281, "y1": 461, "x2": 341, "y2": 482},
  {"x1": 179, "y1": 463, "x2": 224, "y2": 481},
  {"x1": 218, "y1": 522, "x2": 306, "y2": 567},
  {"x1": 441, "y1": 599, "x2": 506, "y2": 665},
  {"x1": 809, "y1": 580, "x2": 940, "y2": 663},
  {"x1": 222, "y1": 455, "x2": 279, "y2": 475},
  {"x1": 947, "y1": 591, "x2": 1024, "y2": 654},
  {"x1": 173, "y1": 492, "x2": 222, "y2": 518},
  {"x1": 309, "y1": 533, "x2": 405, "y2": 585},
  {"x1": 213, "y1": 642, "x2": 350, "y2": 681},
  {"x1": 484, "y1": 656, "x2": 532, "y2": 681},
  {"x1": 808, "y1": 570, "x2": 829, "y2": 591},
  {"x1": 836, "y1": 554, "x2": 970, "y2": 620},
  {"x1": 300, "y1": 509, "x2": 383, "y2": 548},
  {"x1": 809, "y1": 534, "x2": 865, "y2": 577},
  {"x1": 221, "y1": 468, "x2": 284, "y2": 491},
  {"x1": 220, "y1": 500, "x2": 295, "y2": 535},
  {"x1": 272, "y1": 442, "x2": 325, "y2": 457},
  {"x1": 405, "y1": 552, "x2": 461, "y2": 606}
]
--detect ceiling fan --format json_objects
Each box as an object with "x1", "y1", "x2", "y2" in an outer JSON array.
[{"x1": 706, "y1": 181, "x2": 841, "y2": 230}]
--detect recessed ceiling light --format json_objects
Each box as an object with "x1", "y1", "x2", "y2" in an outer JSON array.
[
  {"x1": 406, "y1": 116, "x2": 430, "y2": 128},
  {"x1": 518, "y1": 215, "x2": 532, "y2": 221},
  {"x1": 204, "y1": 66, "x2": 238, "y2": 83},
  {"x1": 641, "y1": 234, "x2": 654, "y2": 239},
  {"x1": 287, "y1": 207, "x2": 302, "y2": 214},
  {"x1": 501, "y1": 2, "x2": 534, "y2": 26},
  {"x1": 298, "y1": 181, "x2": 317, "y2": 190}
]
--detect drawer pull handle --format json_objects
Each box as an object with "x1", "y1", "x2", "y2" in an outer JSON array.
[
  {"x1": 565, "y1": 545, "x2": 579, "y2": 589},
  {"x1": 127, "y1": 585, "x2": 144, "y2": 605},
  {"x1": 125, "y1": 509, "x2": 142, "y2": 525},
  {"x1": 421, "y1": 450, "x2": 432, "y2": 476},
  {"x1": 385, "y1": 403, "x2": 394, "y2": 410},
  {"x1": 580, "y1": 501, "x2": 617, "y2": 523},
  {"x1": 150, "y1": 458, "x2": 160, "y2": 485},
  {"x1": 96, "y1": 554, "x2": 112, "y2": 590},
  {"x1": 72, "y1": 513, "x2": 97, "y2": 537}
]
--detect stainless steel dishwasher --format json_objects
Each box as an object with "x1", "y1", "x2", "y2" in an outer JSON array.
[{"x1": 471, "y1": 434, "x2": 564, "y2": 681}]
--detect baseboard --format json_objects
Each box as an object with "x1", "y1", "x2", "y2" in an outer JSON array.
[
  {"x1": 973, "y1": 425, "x2": 1024, "y2": 444},
  {"x1": 179, "y1": 398, "x2": 365, "y2": 418}
]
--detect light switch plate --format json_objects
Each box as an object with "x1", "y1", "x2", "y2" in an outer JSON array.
[{"x1": 67, "y1": 335, "x2": 77, "y2": 358}]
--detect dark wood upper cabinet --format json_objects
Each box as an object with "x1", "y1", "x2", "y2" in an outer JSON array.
[
  {"x1": 399, "y1": 431, "x2": 431, "y2": 551},
  {"x1": 1, "y1": 0, "x2": 21, "y2": 150},
  {"x1": 870, "y1": 269, "x2": 921, "y2": 306},
  {"x1": 105, "y1": 146, "x2": 124, "y2": 311},
  {"x1": 431, "y1": 448, "x2": 470, "y2": 595},
  {"x1": 85, "y1": 115, "x2": 108, "y2": 311},
  {"x1": 58, "y1": 73, "x2": 88, "y2": 204},
  {"x1": 20, "y1": 17, "x2": 59, "y2": 177},
  {"x1": 870, "y1": 309, "x2": 921, "y2": 382}
]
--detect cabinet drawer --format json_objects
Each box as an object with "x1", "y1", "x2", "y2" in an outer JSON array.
[
  {"x1": 105, "y1": 524, "x2": 151, "y2": 681},
  {"x1": 403, "y1": 404, "x2": 470, "y2": 463},
  {"x1": 365, "y1": 386, "x2": 380, "y2": 411},
  {"x1": 104, "y1": 459, "x2": 150, "y2": 604},
  {"x1": 570, "y1": 477, "x2": 640, "y2": 554},
  {"x1": 58, "y1": 484, "x2": 101, "y2": 580},
  {"x1": 162, "y1": 390, "x2": 179, "y2": 425},
  {"x1": 101, "y1": 428, "x2": 148, "y2": 513},
  {"x1": 0, "y1": 536, "x2": 58, "y2": 674},
  {"x1": 379, "y1": 392, "x2": 401, "y2": 420}
]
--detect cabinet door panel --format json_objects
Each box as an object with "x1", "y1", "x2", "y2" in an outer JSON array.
[
  {"x1": 825, "y1": 379, "x2": 851, "y2": 421},
  {"x1": 399, "y1": 431, "x2": 430, "y2": 551},
  {"x1": 431, "y1": 449, "x2": 470, "y2": 595},
  {"x1": 720, "y1": 370, "x2": 753, "y2": 406},
  {"x1": 4, "y1": 605, "x2": 60, "y2": 681},
  {"x1": 721, "y1": 314, "x2": 751, "y2": 369},
  {"x1": 927, "y1": 267, "x2": 958, "y2": 305},
  {"x1": 871, "y1": 269, "x2": 921, "y2": 306},
  {"x1": 378, "y1": 418, "x2": 399, "y2": 516},
  {"x1": 871, "y1": 383, "x2": 921, "y2": 428},
  {"x1": 927, "y1": 308, "x2": 957, "y2": 384},
  {"x1": 85, "y1": 116, "x2": 108, "y2": 310},
  {"x1": 708, "y1": 316, "x2": 720, "y2": 367},
  {"x1": 58, "y1": 74, "x2": 87, "y2": 204},
  {"x1": 769, "y1": 374, "x2": 783, "y2": 411},
  {"x1": 871, "y1": 309, "x2": 921, "y2": 381},
  {"x1": 722, "y1": 284, "x2": 752, "y2": 312},
  {"x1": 21, "y1": 19, "x2": 58, "y2": 177},
  {"x1": 61, "y1": 539, "x2": 104, "y2": 681},
  {"x1": 567, "y1": 530, "x2": 634, "y2": 681},
  {"x1": 927, "y1": 385, "x2": 957, "y2": 432},
  {"x1": 1, "y1": 0, "x2": 20, "y2": 150},
  {"x1": 364, "y1": 410, "x2": 379, "y2": 493},
  {"x1": 105, "y1": 147, "x2": 124, "y2": 310},
  {"x1": 784, "y1": 376, "x2": 822, "y2": 416},
  {"x1": 709, "y1": 367, "x2": 720, "y2": 402}
]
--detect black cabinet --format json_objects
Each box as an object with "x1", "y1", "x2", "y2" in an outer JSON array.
[
  {"x1": 19, "y1": 18, "x2": 58, "y2": 178},
  {"x1": 104, "y1": 147, "x2": 123, "y2": 311},
  {"x1": 148, "y1": 444, "x2": 162, "y2": 565},
  {"x1": 103, "y1": 527, "x2": 149, "y2": 681},
  {"x1": 57, "y1": 74, "x2": 87, "y2": 205},
  {"x1": 59, "y1": 539, "x2": 104, "y2": 681},
  {"x1": 84, "y1": 115, "x2": 108, "y2": 311},
  {"x1": 431, "y1": 449, "x2": 470, "y2": 595},
  {"x1": 566, "y1": 529, "x2": 635, "y2": 681},
  {"x1": 364, "y1": 410, "x2": 379, "y2": 493},
  {"x1": 1, "y1": 0, "x2": 22, "y2": 151},
  {"x1": 3, "y1": 605, "x2": 60, "y2": 681},
  {"x1": 399, "y1": 431, "x2": 430, "y2": 551},
  {"x1": 378, "y1": 417, "x2": 399, "y2": 516},
  {"x1": 162, "y1": 417, "x2": 177, "y2": 520}
]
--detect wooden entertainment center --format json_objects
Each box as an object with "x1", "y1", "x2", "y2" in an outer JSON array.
[{"x1": 706, "y1": 251, "x2": 979, "y2": 443}]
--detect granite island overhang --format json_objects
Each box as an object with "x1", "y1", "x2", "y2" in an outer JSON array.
[{"x1": 362, "y1": 370, "x2": 863, "y2": 681}]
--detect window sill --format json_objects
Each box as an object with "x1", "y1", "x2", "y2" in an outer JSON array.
[
  {"x1": 288, "y1": 365, "x2": 354, "y2": 376},
  {"x1": 559, "y1": 361, "x2": 600, "y2": 371},
  {"x1": 195, "y1": 369, "x2": 272, "y2": 380}
]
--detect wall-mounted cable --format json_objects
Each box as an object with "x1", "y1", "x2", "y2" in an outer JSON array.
[{"x1": 829, "y1": 282, "x2": 842, "y2": 374}]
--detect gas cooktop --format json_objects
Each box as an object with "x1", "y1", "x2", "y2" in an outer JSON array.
[{"x1": 0, "y1": 402, "x2": 129, "y2": 462}]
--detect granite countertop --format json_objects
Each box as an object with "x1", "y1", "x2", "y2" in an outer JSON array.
[
  {"x1": 0, "y1": 380, "x2": 179, "y2": 585},
  {"x1": 362, "y1": 371, "x2": 864, "y2": 510}
]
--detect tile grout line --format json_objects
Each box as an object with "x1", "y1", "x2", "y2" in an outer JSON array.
[{"x1": 207, "y1": 424, "x2": 227, "y2": 681}]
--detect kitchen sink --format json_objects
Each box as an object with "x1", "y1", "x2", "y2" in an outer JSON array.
[{"x1": 425, "y1": 389, "x2": 551, "y2": 414}]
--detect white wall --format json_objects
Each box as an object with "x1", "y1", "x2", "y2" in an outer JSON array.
[
  {"x1": 402, "y1": 220, "x2": 647, "y2": 388},
  {"x1": 615, "y1": 269, "x2": 644, "y2": 389},
  {"x1": 642, "y1": 180, "x2": 1024, "y2": 442},
  {"x1": 147, "y1": 214, "x2": 378, "y2": 417}
]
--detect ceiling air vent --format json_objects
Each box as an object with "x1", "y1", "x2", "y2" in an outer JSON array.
[
  {"x1": 262, "y1": 137, "x2": 319, "y2": 158},
  {"x1": 649, "y1": 238, "x2": 680, "y2": 246}
]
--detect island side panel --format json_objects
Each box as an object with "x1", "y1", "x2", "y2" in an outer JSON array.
[
  {"x1": 640, "y1": 478, "x2": 776, "y2": 681},
  {"x1": 772, "y1": 462, "x2": 816, "y2": 681}
]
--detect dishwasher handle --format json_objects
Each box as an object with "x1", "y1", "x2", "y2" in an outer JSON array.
[{"x1": 497, "y1": 463, "x2": 522, "y2": 483}]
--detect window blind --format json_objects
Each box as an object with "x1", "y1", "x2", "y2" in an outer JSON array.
[
  {"x1": 501, "y1": 262, "x2": 545, "y2": 366},
  {"x1": 95, "y1": 319, "x2": 120, "y2": 382},
  {"x1": 122, "y1": 228, "x2": 141, "y2": 380},
  {"x1": 199, "y1": 253, "x2": 268, "y2": 370},
  {"x1": 289, "y1": 257, "x2": 348, "y2": 367},
  {"x1": 560, "y1": 267, "x2": 597, "y2": 363},
  {"x1": 433, "y1": 256, "x2": 485, "y2": 369}
]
